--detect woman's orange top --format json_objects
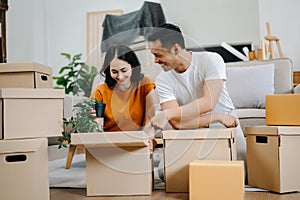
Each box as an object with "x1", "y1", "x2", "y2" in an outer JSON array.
[{"x1": 90, "y1": 76, "x2": 155, "y2": 131}]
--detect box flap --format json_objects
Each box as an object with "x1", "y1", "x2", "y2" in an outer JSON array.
[
  {"x1": 0, "y1": 62, "x2": 52, "y2": 75},
  {"x1": 162, "y1": 128, "x2": 235, "y2": 140},
  {"x1": 0, "y1": 88, "x2": 65, "y2": 98},
  {"x1": 71, "y1": 131, "x2": 149, "y2": 147},
  {"x1": 190, "y1": 160, "x2": 244, "y2": 167},
  {"x1": 0, "y1": 138, "x2": 47, "y2": 154},
  {"x1": 246, "y1": 126, "x2": 300, "y2": 136},
  {"x1": 245, "y1": 126, "x2": 278, "y2": 136}
]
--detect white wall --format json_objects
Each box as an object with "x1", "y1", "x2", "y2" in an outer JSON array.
[
  {"x1": 7, "y1": 0, "x2": 35, "y2": 62},
  {"x1": 6, "y1": 0, "x2": 300, "y2": 78},
  {"x1": 6, "y1": 0, "x2": 157, "y2": 77},
  {"x1": 258, "y1": 0, "x2": 300, "y2": 68},
  {"x1": 161, "y1": 0, "x2": 260, "y2": 48}
]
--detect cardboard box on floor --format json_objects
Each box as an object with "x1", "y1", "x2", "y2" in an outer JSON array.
[
  {"x1": 0, "y1": 62, "x2": 53, "y2": 88},
  {"x1": 71, "y1": 131, "x2": 152, "y2": 196},
  {"x1": 189, "y1": 160, "x2": 244, "y2": 200},
  {"x1": 266, "y1": 94, "x2": 300, "y2": 125},
  {"x1": 0, "y1": 138, "x2": 49, "y2": 200},
  {"x1": 246, "y1": 126, "x2": 300, "y2": 193},
  {"x1": 163, "y1": 128, "x2": 237, "y2": 193},
  {"x1": 0, "y1": 88, "x2": 65, "y2": 139}
]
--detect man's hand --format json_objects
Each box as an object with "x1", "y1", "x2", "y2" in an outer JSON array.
[{"x1": 219, "y1": 114, "x2": 239, "y2": 128}]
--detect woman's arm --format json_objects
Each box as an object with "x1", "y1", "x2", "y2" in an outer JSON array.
[{"x1": 145, "y1": 89, "x2": 159, "y2": 126}]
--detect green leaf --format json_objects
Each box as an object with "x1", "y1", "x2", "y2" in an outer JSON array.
[
  {"x1": 61, "y1": 52, "x2": 71, "y2": 60},
  {"x1": 56, "y1": 77, "x2": 67, "y2": 85},
  {"x1": 59, "y1": 66, "x2": 72, "y2": 74}
]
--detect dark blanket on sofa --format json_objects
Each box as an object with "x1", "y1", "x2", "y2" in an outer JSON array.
[{"x1": 101, "y1": 1, "x2": 166, "y2": 52}]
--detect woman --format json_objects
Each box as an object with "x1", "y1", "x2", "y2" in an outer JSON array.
[{"x1": 91, "y1": 45, "x2": 156, "y2": 132}]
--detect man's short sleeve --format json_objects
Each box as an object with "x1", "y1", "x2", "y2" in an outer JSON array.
[
  {"x1": 155, "y1": 73, "x2": 176, "y2": 104},
  {"x1": 204, "y1": 53, "x2": 227, "y2": 81}
]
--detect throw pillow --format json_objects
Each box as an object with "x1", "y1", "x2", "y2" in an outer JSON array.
[{"x1": 226, "y1": 63, "x2": 275, "y2": 108}]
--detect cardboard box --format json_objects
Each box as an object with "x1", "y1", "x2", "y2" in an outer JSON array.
[
  {"x1": 71, "y1": 131, "x2": 152, "y2": 196},
  {"x1": 0, "y1": 62, "x2": 53, "y2": 88},
  {"x1": 246, "y1": 126, "x2": 300, "y2": 193},
  {"x1": 266, "y1": 94, "x2": 300, "y2": 125},
  {"x1": 163, "y1": 128, "x2": 237, "y2": 193},
  {"x1": 189, "y1": 160, "x2": 244, "y2": 200},
  {"x1": 0, "y1": 88, "x2": 65, "y2": 139},
  {"x1": 0, "y1": 138, "x2": 49, "y2": 200}
]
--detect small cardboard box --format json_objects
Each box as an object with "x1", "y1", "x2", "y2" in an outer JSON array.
[
  {"x1": 163, "y1": 128, "x2": 237, "y2": 193},
  {"x1": 189, "y1": 160, "x2": 244, "y2": 200},
  {"x1": 0, "y1": 88, "x2": 65, "y2": 139},
  {"x1": 266, "y1": 94, "x2": 300, "y2": 125},
  {"x1": 246, "y1": 126, "x2": 300, "y2": 193},
  {"x1": 71, "y1": 131, "x2": 152, "y2": 196},
  {"x1": 0, "y1": 62, "x2": 53, "y2": 88},
  {"x1": 0, "y1": 138, "x2": 49, "y2": 200}
]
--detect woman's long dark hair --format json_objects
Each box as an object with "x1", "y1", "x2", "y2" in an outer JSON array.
[{"x1": 100, "y1": 45, "x2": 144, "y2": 89}]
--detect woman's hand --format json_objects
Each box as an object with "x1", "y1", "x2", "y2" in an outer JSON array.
[{"x1": 144, "y1": 123, "x2": 158, "y2": 152}]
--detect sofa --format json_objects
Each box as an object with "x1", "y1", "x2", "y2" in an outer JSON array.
[{"x1": 225, "y1": 57, "x2": 299, "y2": 135}]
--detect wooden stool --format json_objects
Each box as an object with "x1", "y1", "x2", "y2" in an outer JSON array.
[
  {"x1": 65, "y1": 144, "x2": 85, "y2": 169},
  {"x1": 265, "y1": 22, "x2": 284, "y2": 59}
]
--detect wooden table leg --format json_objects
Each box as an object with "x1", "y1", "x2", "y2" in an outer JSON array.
[{"x1": 65, "y1": 144, "x2": 77, "y2": 169}]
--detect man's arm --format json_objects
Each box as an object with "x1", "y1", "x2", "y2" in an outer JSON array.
[{"x1": 150, "y1": 79, "x2": 225, "y2": 129}]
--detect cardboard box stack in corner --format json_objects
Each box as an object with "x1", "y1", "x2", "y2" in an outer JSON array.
[
  {"x1": 0, "y1": 62, "x2": 65, "y2": 200},
  {"x1": 246, "y1": 94, "x2": 300, "y2": 193}
]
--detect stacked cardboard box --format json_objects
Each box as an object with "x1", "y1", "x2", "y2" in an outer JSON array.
[
  {"x1": 246, "y1": 126, "x2": 300, "y2": 193},
  {"x1": 162, "y1": 128, "x2": 237, "y2": 192},
  {"x1": 0, "y1": 62, "x2": 53, "y2": 88},
  {"x1": 0, "y1": 138, "x2": 49, "y2": 200},
  {"x1": 246, "y1": 94, "x2": 300, "y2": 193},
  {"x1": 0, "y1": 62, "x2": 65, "y2": 200},
  {"x1": 266, "y1": 94, "x2": 300, "y2": 126}
]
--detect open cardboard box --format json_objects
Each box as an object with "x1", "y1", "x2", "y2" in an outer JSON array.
[
  {"x1": 246, "y1": 126, "x2": 300, "y2": 193},
  {"x1": 0, "y1": 62, "x2": 53, "y2": 88},
  {"x1": 0, "y1": 88, "x2": 65, "y2": 139},
  {"x1": 0, "y1": 138, "x2": 49, "y2": 200},
  {"x1": 163, "y1": 128, "x2": 237, "y2": 193},
  {"x1": 71, "y1": 131, "x2": 153, "y2": 196}
]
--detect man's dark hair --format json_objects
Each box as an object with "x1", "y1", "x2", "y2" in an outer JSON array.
[
  {"x1": 147, "y1": 23, "x2": 185, "y2": 49},
  {"x1": 100, "y1": 45, "x2": 144, "y2": 89}
]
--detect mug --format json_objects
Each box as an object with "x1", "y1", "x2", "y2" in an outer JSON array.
[{"x1": 95, "y1": 102, "x2": 106, "y2": 118}]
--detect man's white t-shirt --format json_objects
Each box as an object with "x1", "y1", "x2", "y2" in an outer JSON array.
[{"x1": 155, "y1": 51, "x2": 234, "y2": 115}]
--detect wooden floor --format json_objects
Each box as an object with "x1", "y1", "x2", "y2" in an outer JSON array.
[
  {"x1": 50, "y1": 188, "x2": 300, "y2": 200},
  {"x1": 48, "y1": 146, "x2": 300, "y2": 200}
]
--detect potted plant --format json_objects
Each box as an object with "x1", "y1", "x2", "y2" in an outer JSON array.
[
  {"x1": 58, "y1": 98, "x2": 103, "y2": 149},
  {"x1": 54, "y1": 53, "x2": 98, "y2": 97}
]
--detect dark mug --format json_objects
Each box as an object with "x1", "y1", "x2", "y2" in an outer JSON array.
[{"x1": 95, "y1": 102, "x2": 106, "y2": 118}]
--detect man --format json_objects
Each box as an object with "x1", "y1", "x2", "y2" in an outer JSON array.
[
  {"x1": 147, "y1": 23, "x2": 238, "y2": 130},
  {"x1": 146, "y1": 23, "x2": 246, "y2": 163}
]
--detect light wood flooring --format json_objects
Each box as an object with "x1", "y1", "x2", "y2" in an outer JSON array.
[
  {"x1": 48, "y1": 145, "x2": 300, "y2": 200},
  {"x1": 50, "y1": 188, "x2": 300, "y2": 200}
]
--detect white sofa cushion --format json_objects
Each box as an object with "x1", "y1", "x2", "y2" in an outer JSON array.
[
  {"x1": 226, "y1": 63, "x2": 275, "y2": 108},
  {"x1": 232, "y1": 108, "x2": 266, "y2": 119}
]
